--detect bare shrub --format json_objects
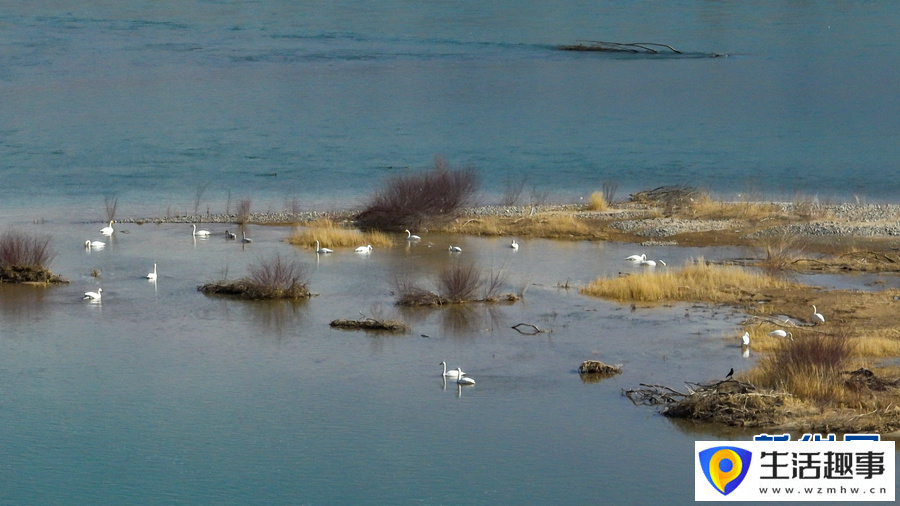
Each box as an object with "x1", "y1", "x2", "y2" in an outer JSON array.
[
  {"x1": 438, "y1": 263, "x2": 482, "y2": 302},
  {"x1": 199, "y1": 253, "x2": 310, "y2": 299},
  {"x1": 356, "y1": 156, "x2": 479, "y2": 231},
  {"x1": 501, "y1": 174, "x2": 527, "y2": 206},
  {"x1": 0, "y1": 230, "x2": 55, "y2": 267},
  {"x1": 104, "y1": 195, "x2": 118, "y2": 222},
  {"x1": 193, "y1": 182, "x2": 211, "y2": 215},
  {"x1": 602, "y1": 179, "x2": 619, "y2": 204},
  {"x1": 236, "y1": 198, "x2": 252, "y2": 224},
  {"x1": 482, "y1": 266, "x2": 508, "y2": 300},
  {"x1": 756, "y1": 230, "x2": 806, "y2": 273}
]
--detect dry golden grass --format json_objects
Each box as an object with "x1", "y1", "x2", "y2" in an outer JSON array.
[
  {"x1": 442, "y1": 213, "x2": 603, "y2": 239},
  {"x1": 286, "y1": 219, "x2": 394, "y2": 249},
  {"x1": 581, "y1": 258, "x2": 798, "y2": 303},
  {"x1": 680, "y1": 194, "x2": 783, "y2": 222},
  {"x1": 586, "y1": 191, "x2": 608, "y2": 211}
]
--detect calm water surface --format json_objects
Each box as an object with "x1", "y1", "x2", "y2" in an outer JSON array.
[{"x1": 3, "y1": 1, "x2": 900, "y2": 503}]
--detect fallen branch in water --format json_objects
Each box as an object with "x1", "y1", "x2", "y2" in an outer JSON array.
[{"x1": 511, "y1": 323, "x2": 547, "y2": 335}]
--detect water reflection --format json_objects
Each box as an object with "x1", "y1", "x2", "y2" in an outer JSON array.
[
  {"x1": 244, "y1": 299, "x2": 308, "y2": 337},
  {"x1": 0, "y1": 284, "x2": 50, "y2": 323}
]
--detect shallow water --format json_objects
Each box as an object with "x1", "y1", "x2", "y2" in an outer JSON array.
[
  {"x1": 4, "y1": 1, "x2": 900, "y2": 502},
  {"x1": 1, "y1": 221, "x2": 771, "y2": 504}
]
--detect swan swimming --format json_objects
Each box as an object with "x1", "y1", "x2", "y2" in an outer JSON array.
[
  {"x1": 83, "y1": 288, "x2": 102, "y2": 301},
  {"x1": 456, "y1": 368, "x2": 475, "y2": 385},
  {"x1": 626, "y1": 253, "x2": 646, "y2": 262},
  {"x1": 84, "y1": 240, "x2": 105, "y2": 249},
  {"x1": 191, "y1": 224, "x2": 211, "y2": 237},
  {"x1": 355, "y1": 244, "x2": 373, "y2": 253},
  {"x1": 510, "y1": 239, "x2": 518, "y2": 250},
  {"x1": 440, "y1": 361, "x2": 465, "y2": 378},
  {"x1": 100, "y1": 221, "x2": 114, "y2": 235},
  {"x1": 640, "y1": 259, "x2": 666, "y2": 267},
  {"x1": 241, "y1": 232, "x2": 252, "y2": 243},
  {"x1": 315, "y1": 240, "x2": 333, "y2": 254},
  {"x1": 146, "y1": 263, "x2": 157, "y2": 281},
  {"x1": 769, "y1": 329, "x2": 794, "y2": 341},
  {"x1": 225, "y1": 230, "x2": 237, "y2": 240},
  {"x1": 448, "y1": 245, "x2": 462, "y2": 252},
  {"x1": 812, "y1": 305, "x2": 825, "y2": 324},
  {"x1": 405, "y1": 229, "x2": 421, "y2": 240}
]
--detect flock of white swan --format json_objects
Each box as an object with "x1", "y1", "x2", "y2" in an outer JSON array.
[
  {"x1": 81, "y1": 223, "x2": 521, "y2": 303},
  {"x1": 440, "y1": 361, "x2": 475, "y2": 385},
  {"x1": 734, "y1": 306, "x2": 826, "y2": 363},
  {"x1": 625, "y1": 252, "x2": 666, "y2": 267}
]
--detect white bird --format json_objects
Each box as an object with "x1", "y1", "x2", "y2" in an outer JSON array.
[
  {"x1": 769, "y1": 329, "x2": 794, "y2": 341},
  {"x1": 100, "y1": 221, "x2": 115, "y2": 235},
  {"x1": 225, "y1": 230, "x2": 237, "y2": 240},
  {"x1": 741, "y1": 332, "x2": 750, "y2": 345},
  {"x1": 83, "y1": 288, "x2": 102, "y2": 301},
  {"x1": 457, "y1": 369, "x2": 476, "y2": 385},
  {"x1": 448, "y1": 245, "x2": 462, "y2": 252},
  {"x1": 241, "y1": 232, "x2": 252, "y2": 243},
  {"x1": 626, "y1": 253, "x2": 646, "y2": 262},
  {"x1": 315, "y1": 240, "x2": 333, "y2": 254},
  {"x1": 510, "y1": 239, "x2": 519, "y2": 250},
  {"x1": 191, "y1": 224, "x2": 211, "y2": 237},
  {"x1": 146, "y1": 263, "x2": 157, "y2": 281},
  {"x1": 405, "y1": 229, "x2": 421, "y2": 240},
  {"x1": 355, "y1": 244, "x2": 373, "y2": 253},
  {"x1": 440, "y1": 361, "x2": 465, "y2": 378},
  {"x1": 640, "y1": 259, "x2": 666, "y2": 267},
  {"x1": 84, "y1": 240, "x2": 105, "y2": 249},
  {"x1": 812, "y1": 305, "x2": 825, "y2": 324}
]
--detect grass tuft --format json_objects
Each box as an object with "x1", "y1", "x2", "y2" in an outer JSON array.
[
  {"x1": 586, "y1": 191, "x2": 608, "y2": 211},
  {"x1": 287, "y1": 219, "x2": 393, "y2": 249}
]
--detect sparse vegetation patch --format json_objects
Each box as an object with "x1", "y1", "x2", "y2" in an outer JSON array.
[{"x1": 198, "y1": 254, "x2": 310, "y2": 300}]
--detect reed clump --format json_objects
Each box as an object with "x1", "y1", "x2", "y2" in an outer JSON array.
[
  {"x1": 447, "y1": 213, "x2": 602, "y2": 239},
  {"x1": 680, "y1": 193, "x2": 783, "y2": 222},
  {"x1": 356, "y1": 156, "x2": 479, "y2": 231},
  {"x1": 287, "y1": 219, "x2": 393, "y2": 249},
  {"x1": 586, "y1": 191, "x2": 608, "y2": 211},
  {"x1": 0, "y1": 230, "x2": 66, "y2": 283},
  {"x1": 581, "y1": 258, "x2": 797, "y2": 304},
  {"x1": 744, "y1": 331, "x2": 858, "y2": 405},
  {"x1": 199, "y1": 253, "x2": 310, "y2": 299}
]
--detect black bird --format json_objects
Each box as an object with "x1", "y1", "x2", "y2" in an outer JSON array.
[{"x1": 725, "y1": 368, "x2": 734, "y2": 380}]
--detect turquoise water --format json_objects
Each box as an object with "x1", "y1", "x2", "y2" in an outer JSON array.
[
  {"x1": 2, "y1": 2, "x2": 900, "y2": 503},
  {"x1": 2, "y1": 1, "x2": 900, "y2": 222}
]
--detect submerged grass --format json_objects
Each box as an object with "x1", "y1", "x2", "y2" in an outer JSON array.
[
  {"x1": 287, "y1": 219, "x2": 394, "y2": 249},
  {"x1": 581, "y1": 258, "x2": 797, "y2": 303}
]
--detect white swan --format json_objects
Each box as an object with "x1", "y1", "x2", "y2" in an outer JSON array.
[
  {"x1": 440, "y1": 361, "x2": 465, "y2": 378},
  {"x1": 100, "y1": 221, "x2": 114, "y2": 235},
  {"x1": 315, "y1": 240, "x2": 333, "y2": 254},
  {"x1": 640, "y1": 259, "x2": 666, "y2": 267},
  {"x1": 812, "y1": 305, "x2": 825, "y2": 324},
  {"x1": 83, "y1": 288, "x2": 102, "y2": 301},
  {"x1": 741, "y1": 332, "x2": 750, "y2": 346},
  {"x1": 355, "y1": 244, "x2": 373, "y2": 253},
  {"x1": 448, "y1": 245, "x2": 462, "y2": 252},
  {"x1": 191, "y1": 224, "x2": 211, "y2": 237},
  {"x1": 241, "y1": 232, "x2": 252, "y2": 243},
  {"x1": 457, "y1": 369, "x2": 476, "y2": 385},
  {"x1": 84, "y1": 240, "x2": 105, "y2": 249},
  {"x1": 405, "y1": 229, "x2": 421, "y2": 240},
  {"x1": 769, "y1": 329, "x2": 794, "y2": 341},
  {"x1": 146, "y1": 263, "x2": 157, "y2": 281},
  {"x1": 510, "y1": 239, "x2": 518, "y2": 250},
  {"x1": 225, "y1": 230, "x2": 237, "y2": 240},
  {"x1": 626, "y1": 253, "x2": 646, "y2": 262}
]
